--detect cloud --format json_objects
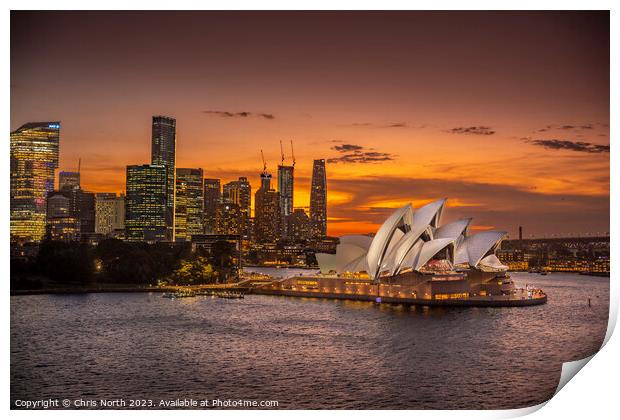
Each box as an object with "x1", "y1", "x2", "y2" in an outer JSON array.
[
  {"x1": 349, "y1": 122, "x2": 408, "y2": 128},
  {"x1": 449, "y1": 126, "x2": 495, "y2": 135},
  {"x1": 527, "y1": 139, "x2": 610, "y2": 154},
  {"x1": 537, "y1": 123, "x2": 597, "y2": 133},
  {"x1": 203, "y1": 110, "x2": 275, "y2": 120},
  {"x1": 328, "y1": 142, "x2": 396, "y2": 164},
  {"x1": 333, "y1": 143, "x2": 364, "y2": 152}
]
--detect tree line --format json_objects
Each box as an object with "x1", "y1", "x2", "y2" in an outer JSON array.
[{"x1": 10, "y1": 238, "x2": 238, "y2": 290}]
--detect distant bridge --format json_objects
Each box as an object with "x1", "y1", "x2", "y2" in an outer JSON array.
[{"x1": 502, "y1": 236, "x2": 609, "y2": 250}]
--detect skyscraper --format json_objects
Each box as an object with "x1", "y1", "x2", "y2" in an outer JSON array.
[
  {"x1": 287, "y1": 208, "x2": 310, "y2": 243},
  {"x1": 59, "y1": 171, "x2": 80, "y2": 191},
  {"x1": 125, "y1": 164, "x2": 167, "y2": 242},
  {"x1": 151, "y1": 115, "x2": 176, "y2": 240},
  {"x1": 10, "y1": 122, "x2": 60, "y2": 243},
  {"x1": 278, "y1": 164, "x2": 294, "y2": 238},
  {"x1": 223, "y1": 177, "x2": 251, "y2": 216},
  {"x1": 203, "y1": 178, "x2": 221, "y2": 234},
  {"x1": 95, "y1": 193, "x2": 126, "y2": 236},
  {"x1": 223, "y1": 177, "x2": 251, "y2": 236},
  {"x1": 260, "y1": 172, "x2": 272, "y2": 191},
  {"x1": 254, "y1": 173, "x2": 280, "y2": 243},
  {"x1": 175, "y1": 168, "x2": 204, "y2": 241},
  {"x1": 215, "y1": 202, "x2": 244, "y2": 235},
  {"x1": 113, "y1": 194, "x2": 126, "y2": 234},
  {"x1": 75, "y1": 190, "x2": 96, "y2": 235},
  {"x1": 46, "y1": 190, "x2": 80, "y2": 242},
  {"x1": 309, "y1": 159, "x2": 327, "y2": 238}
]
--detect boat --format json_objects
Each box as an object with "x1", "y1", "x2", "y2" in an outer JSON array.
[
  {"x1": 215, "y1": 291, "x2": 244, "y2": 299},
  {"x1": 175, "y1": 290, "x2": 197, "y2": 298},
  {"x1": 162, "y1": 290, "x2": 197, "y2": 298}
]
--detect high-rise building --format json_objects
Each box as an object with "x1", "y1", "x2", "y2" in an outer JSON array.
[
  {"x1": 75, "y1": 190, "x2": 96, "y2": 235},
  {"x1": 95, "y1": 193, "x2": 126, "y2": 236},
  {"x1": 309, "y1": 159, "x2": 327, "y2": 238},
  {"x1": 278, "y1": 164, "x2": 294, "y2": 238},
  {"x1": 10, "y1": 122, "x2": 61, "y2": 243},
  {"x1": 46, "y1": 191, "x2": 80, "y2": 241},
  {"x1": 223, "y1": 177, "x2": 251, "y2": 236},
  {"x1": 175, "y1": 168, "x2": 204, "y2": 241},
  {"x1": 203, "y1": 178, "x2": 221, "y2": 234},
  {"x1": 125, "y1": 164, "x2": 168, "y2": 242},
  {"x1": 151, "y1": 115, "x2": 176, "y2": 240},
  {"x1": 254, "y1": 174, "x2": 280, "y2": 243},
  {"x1": 223, "y1": 177, "x2": 251, "y2": 216},
  {"x1": 287, "y1": 208, "x2": 310, "y2": 243},
  {"x1": 113, "y1": 194, "x2": 126, "y2": 234},
  {"x1": 47, "y1": 191, "x2": 72, "y2": 219},
  {"x1": 260, "y1": 171, "x2": 272, "y2": 191},
  {"x1": 59, "y1": 171, "x2": 80, "y2": 191},
  {"x1": 215, "y1": 202, "x2": 244, "y2": 235}
]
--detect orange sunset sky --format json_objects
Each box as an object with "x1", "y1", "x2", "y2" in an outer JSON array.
[{"x1": 10, "y1": 11, "x2": 610, "y2": 238}]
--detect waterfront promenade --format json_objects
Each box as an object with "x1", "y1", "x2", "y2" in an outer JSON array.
[
  {"x1": 10, "y1": 277, "x2": 547, "y2": 307},
  {"x1": 252, "y1": 284, "x2": 547, "y2": 307}
]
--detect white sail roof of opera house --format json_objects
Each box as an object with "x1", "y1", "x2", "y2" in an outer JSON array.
[
  {"x1": 364, "y1": 204, "x2": 414, "y2": 280},
  {"x1": 434, "y1": 218, "x2": 472, "y2": 240},
  {"x1": 339, "y1": 235, "x2": 374, "y2": 250},
  {"x1": 454, "y1": 230, "x2": 507, "y2": 268},
  {"x1": 316, "y1": 199, "x2": 508, "y2": 279}
]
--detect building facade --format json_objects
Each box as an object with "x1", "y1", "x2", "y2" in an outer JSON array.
[
  {"x1": 125, "y1": 164, "x2": 168, "y2": 242},
  {"x1": 278, "y1": 164, "x2": 294, "y2": 238},
  {"x1": 10, "y1": 122, "x2": 61, "y2": 243},
  {"x1": 75, "y1": 190, "x2": 96, "y2": 235},
  {"x1": 254, "y1": 173, "x2": 281, "y2": 243},
  {"x1": 59, "y1": 171, "x2": 80, "y2": 191},
  {"x1": 309, "y1": 159, "x2": 327, "y2": 238},
  {"x1": 46, "y1": 190, "x2": 80, "y2": 241},
  {"x1": 215, "y1": 202, "x2": 244, "y2": 235},
  {"x1": 222, "y1": 177, "x2": 251, "y2": 236},
  {"x1": 203, "y1": 178, "x2": 221, "y2": 234},
  {"x1": 287, "y1": 208, "x2": 310, "y2": 243},
  {"x1": 223, "y1": 177, "x2": 251, "y2": 216},
  {"x1": 151, "y1": 115, "x2": 176, "y2": 240},
  {"x1": 175, "y1": 168, "x2": 204, "y2": 241},
  {"x1": 95, "y1": 193, "x2": 126, "y2": 236}
]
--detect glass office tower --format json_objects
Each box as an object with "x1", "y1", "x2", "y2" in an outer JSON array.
[{"x1": 10, "y1": 122, "x2": 60, "y2": 243}]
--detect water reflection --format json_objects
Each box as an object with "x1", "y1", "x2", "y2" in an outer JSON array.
[{"x1": 11, "y1": 273, "x2": 608, "y2": 409}]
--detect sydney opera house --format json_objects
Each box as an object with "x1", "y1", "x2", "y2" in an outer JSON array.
[{"x1": 257, "y1": 199, "x2": 546, "y2": 306}]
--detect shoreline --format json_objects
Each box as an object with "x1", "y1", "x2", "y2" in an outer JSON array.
[
  {"x1": 11, "y1": 283, "x2": 548, "y2": 308},
  {"x1": 10, "y1": 286, "x2": 178, "y2": 296},
  {"x1": 253, "y1": 288, "x2": 548, "y2": 307},
  {"x1": 10, "y1": 284, "x2": 250, "y2": 296}
]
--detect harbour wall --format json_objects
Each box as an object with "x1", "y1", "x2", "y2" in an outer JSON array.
[{"x1": 252, "y1": 288, "x2": 547, "y2": 307}]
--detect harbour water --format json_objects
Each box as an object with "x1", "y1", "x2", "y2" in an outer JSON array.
[{"x1": 11, "y1": 273, "x2": 609, "y2": 409}]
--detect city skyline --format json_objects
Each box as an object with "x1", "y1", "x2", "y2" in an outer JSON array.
[{"x1": 11, "y1": 11, "x2": 610, "y2": 238}]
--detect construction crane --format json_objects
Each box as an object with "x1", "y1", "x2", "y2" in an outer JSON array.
[
  {"x1": 260, "y1": 149, "x2": 267, "y2": 172},
  {"x1": 280, "y1": 140, "x2": 285, "y2": 166},
  {"x1": 290, "y1": 140, "x2": 296, "y2": 167}
]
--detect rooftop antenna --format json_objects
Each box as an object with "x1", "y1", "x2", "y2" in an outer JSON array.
[
  {"x1": 290, "y1": 139, "x2": 296, "y2": 167},
  {"x1": 280, "y1": 140, "x2": 285, "y2": 166},
  {"x1": 77, "y1": 158, "x2": 81, "y2": 174}
]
